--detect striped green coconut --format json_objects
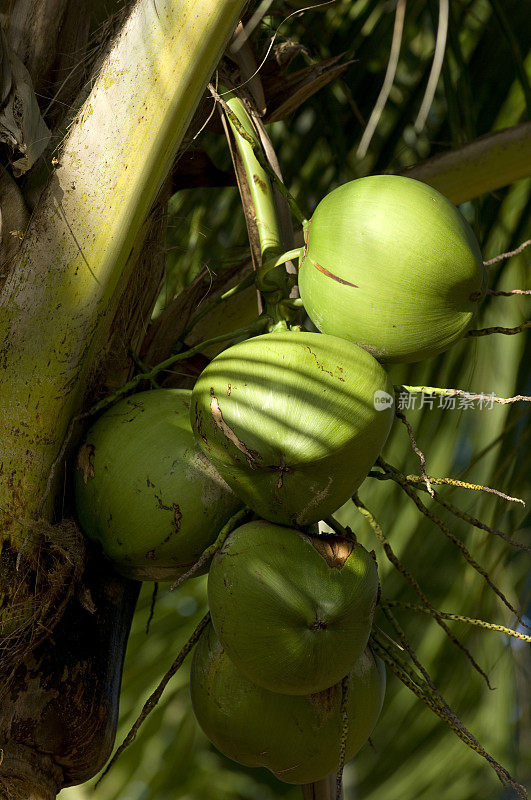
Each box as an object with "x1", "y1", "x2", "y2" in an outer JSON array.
[
  {"x1": 74, "y1": 389, "x2": 242, "y2": 580},
  {"x1": 208, "y1": 520, "x2": 379, "y2": 694},
  {"x1": 190, "y1": 623, "x2": 386, "y2": 785},
  {"x1": 190, "y1": 330, "x2": 394, "y2": 526},
  {"x1": 298, "y1": 175, "x2": 487, "y2": 364}
]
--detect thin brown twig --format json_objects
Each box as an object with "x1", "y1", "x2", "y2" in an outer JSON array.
[
  {"x1": 371, "y1": 635, "x2": 512, "y2": 798},
  {"x1": 370, "y1": 632, "x2": 442, "y2": 715},
  {"x1": 435, "y1": 495, "x2": 530, "y2": 553},
  {"x1": 483, "y1": 239, "x2": 531, "y2": 265},
  {"x1": 379, "y1": 459, "x2": 526, "y2": 629},
  {"x1": 379, "y1": 601, "x2": 440, "y2": 691},
  {"x1": 376, "y1": 601, "x2": 514, "y2": 789},
  {"x1": 369, "y1": 632, "x2": 527, "y2": 799},
  {"x1": 384, "y1": 601, "x2": 531, "y2": 642},
  {"x1": 399, "y1": 384, "x2": 531, "y2": 404},
  {"x1": 488, "y1": 288, "x2": 531, "y2": 296},
  {"x1": 466, "y1": 321, "x2": 530, "y2": 337},
  {"x1": 146, "y1": 582, "x2": 159, "y2": 635},
  {"x1": 393, "y1": 402, "x2": 434, "y2": 496},
  {"x1": 352, "y1": 494, "x2": 492, "y2": 687},
  {"x1": 336, "y1": 674, "x2": 349, "y2": 800},
  {"x1": 368, "y1": 468, "x2": 529, "y2": 553},
  {"x1": 368, "y1": 467, "x2": 525, "y2": 506}
]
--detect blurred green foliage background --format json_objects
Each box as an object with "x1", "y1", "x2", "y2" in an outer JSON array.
[{"x1": 62, "y1": 1, "x2": 530, "y2": 798}]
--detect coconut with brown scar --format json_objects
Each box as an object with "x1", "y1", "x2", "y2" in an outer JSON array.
[
  {"x1": 207, "y1": 519, "x2": 380, "y2": 695},
  {"x1": 74, "y1": 389, "x2": 242, "y2": 580},
  {"x1": 298, "y1": 175, "x2": 487, "y2": 364},
  {"x1": 190, "y1": 330, "x2": 394, "y2": 526}
]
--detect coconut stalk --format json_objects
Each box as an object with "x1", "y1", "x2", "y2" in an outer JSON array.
[
  {"x1": 220, "y1": 89, "x2": 300, "y2": 325},
  {"x1": 301, "y1": 777, "x2": 337, "y2": 800},
  {"x1": 0, "y1": 0, "x2": 246, "y2": 638}
]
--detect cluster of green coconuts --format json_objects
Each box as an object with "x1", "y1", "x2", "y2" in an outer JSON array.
[{"x1": 75, "y1": 176, "x2": 487, "y2": 784}]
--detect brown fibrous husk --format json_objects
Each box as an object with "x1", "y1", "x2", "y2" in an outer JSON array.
[{"x1": 0, "y1": 518, "x2": 86, "y2": 677}]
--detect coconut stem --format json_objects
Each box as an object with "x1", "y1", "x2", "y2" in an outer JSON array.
[
  {"x1": 256, "y1": 247, "x2": 304, "y2": 292},
  {"x1": 219, "y1": 91, "x2": 301, "y2": 325},
  {"x1": 170, "y1": 507, "x2": 251, "y2": 591},
  {"x1": 224, "y1": 92, "x2": 284, "y2": 262},
  {"x1": 301, "y1": 775, "x2": 337, "y2": 800},
  {"x1": 213, "y1": 87, "x2": 307, "y2": 227}
]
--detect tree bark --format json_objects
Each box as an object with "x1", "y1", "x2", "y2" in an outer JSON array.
[
  {"x1": 0, "y1": 770, "x2": 58, "y2": 800},
  {"x1": 0, "y1": 555, "x2": 139, "y2": 795},
  {"x1": 3, "y1": 0, "x2": 70, "y2": 93}
]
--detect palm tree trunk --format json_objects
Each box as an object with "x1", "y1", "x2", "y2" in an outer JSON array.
[{"x1": 0, "y1": 0, "x2": 245, "y2": 795}]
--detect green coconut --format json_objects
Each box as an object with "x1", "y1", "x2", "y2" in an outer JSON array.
[
  {"x1": 190, "y1": 623, "x2": 386, "y2": 785},
  {"x1": 190, "y1": 330, "x2": 394, "y2": 526},
  {"x1": 208, "y1": 519, "x2": 379, "y2": 694},
  {"x1": 74, "y1": 389, "x2": 242, "y2": 580},
  {"x1": 298, "y1": 175, "x2": 487, "y2": 364}
]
